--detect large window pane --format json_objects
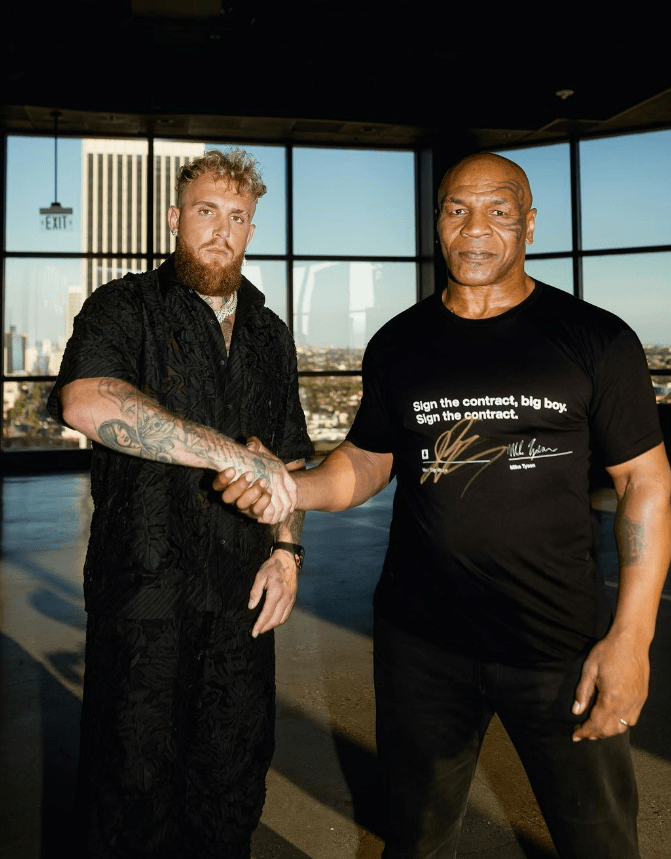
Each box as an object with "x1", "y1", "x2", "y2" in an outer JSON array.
[
  {"x1": 494, "y1": 144, "x2": 572, "y2": 254},
  {"x1": 9, "y1": 137, "x2": 152, "y2": 257},
  {"x1": 580, "y1": 130, "x2": 671, "y2": 250},
  {"x1": 300, "y1": 375, "x2": 362, "y2": 448},
  {"x1": 293, "y1": 148, "x2": 416, "y2": 256},
  {"x1": 6, "y1": 136, "x2": 83, "y2": 252},
  {"x1": 583, "y1": 252, "x2": 670, "y2": 363},
  {"x1": 293, "y1": 261, "x2": 416, "y2": 370},
  {"x1": 83, "y1": 139, "x2": 149, "y2": 257},
  {"x1": 4, "y1": 257, "x2": 147, "y2": 376},
  {"x1": 526, "y1": 257, "x2": 574, "y2": 294},
  {"x1": 154, "y1": 142, "x2": 286, "y2": 256},
  {"x1": 2, "y1": 381, "x2": 88, "y2": 451}
]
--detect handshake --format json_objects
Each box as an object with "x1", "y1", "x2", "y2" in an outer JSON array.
[{"x1": 213, "y1": 437, "x2": 301, "y2": 524}]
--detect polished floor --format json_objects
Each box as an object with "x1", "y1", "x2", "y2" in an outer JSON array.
[{"x1": 1, "y1": 474, "x2": 670, "y2": 859}]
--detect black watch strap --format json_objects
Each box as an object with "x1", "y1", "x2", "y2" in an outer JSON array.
[{"x1": 270, "y1": 541, "x2": 305, "y2": 569}]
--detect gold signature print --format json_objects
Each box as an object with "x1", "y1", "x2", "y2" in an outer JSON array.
[{"x1": 420, "y1": 417, "x2": 507, "y2": 497}]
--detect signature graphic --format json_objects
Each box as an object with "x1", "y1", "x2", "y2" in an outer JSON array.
[
  {"x1": 507, "y1": 438, "x2": 572, "y2": 462},
  {"x1": 420, "y1": 418, "x2": 507, "y2": 497}
]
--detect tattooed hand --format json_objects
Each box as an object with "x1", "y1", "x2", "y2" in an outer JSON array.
[
  {"x1": 241, "y1": 448, "x2": 297, "y2": 524},
  {"x1": 214, "y1": 438, "x2": 297, "y2": 524}
]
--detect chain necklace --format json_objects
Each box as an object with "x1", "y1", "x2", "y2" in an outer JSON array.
[{"x1": 214, "y1": 292, "x2": 238, "y2": 322}]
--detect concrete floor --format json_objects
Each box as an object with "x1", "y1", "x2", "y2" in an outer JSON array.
[{"x1": 1, "y1": 473, "x2": 670, "y2": 859}]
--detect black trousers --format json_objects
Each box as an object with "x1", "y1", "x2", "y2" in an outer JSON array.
[
  {"x1": 374, "y1": 614, "x2": 640, "y2": 859},
  {"x1": 78, "y1": 613, "x2": 275, "y2": 859}
]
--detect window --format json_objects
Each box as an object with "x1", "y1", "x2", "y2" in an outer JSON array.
[
  {"x1": 497, "y1": 131, "x2": 671, "y2": 401},
  {"x1": 292, "y1": 148, "x2": 417, "y2": 446},
  {"x1": 2, "y1": 136, "x2": 419, "y2": 460}
]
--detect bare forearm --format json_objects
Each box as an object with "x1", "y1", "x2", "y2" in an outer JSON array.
[
  {"x1": 61, "y1": 377, "x2": 274, "y2": 480},
  {"x1": 294, "y1": 441, "x2": 392, "y2": 511},
  {"x1": 611, "y1": 488, "x2": 671, "y2": 645},
  {"x1": 608, "y1": 447, "x2": 671, "y2": 646}
]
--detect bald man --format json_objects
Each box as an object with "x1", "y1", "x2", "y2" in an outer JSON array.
[{"x1": 217, "y1": 153, "x2": 671, "y2": 859}]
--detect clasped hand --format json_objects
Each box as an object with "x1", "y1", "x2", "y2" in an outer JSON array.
[{"x1": 213, "y1": 438, "x2": 293, "y2": 524}]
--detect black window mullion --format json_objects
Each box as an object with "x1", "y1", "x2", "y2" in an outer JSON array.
[
  {"x1": 146, "y1": 135, "x2": 155, "y2": 269},
  {"x1": 569, "y1": 137, "x2": 583, "y2": 300},
  {"x1": 286, "y1": 145, "x2": 294, "y2": 335}
]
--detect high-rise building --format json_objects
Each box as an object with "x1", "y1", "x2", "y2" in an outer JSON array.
[{"x1": 4, "y1": 325, "x2": 27, "y2": 374}]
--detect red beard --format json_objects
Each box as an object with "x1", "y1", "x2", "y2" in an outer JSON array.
[{"x1": 174, "y1": 237, "x2": 244, "y2": 298}]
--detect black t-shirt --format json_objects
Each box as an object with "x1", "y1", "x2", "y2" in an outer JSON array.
[{"x1": 347, "y1": 282, "x2": 661, "y2": 667}]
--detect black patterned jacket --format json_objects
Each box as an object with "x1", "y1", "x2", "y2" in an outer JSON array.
[{"x1": 48, "y1": 256, "x2": 313, "y2": 620}]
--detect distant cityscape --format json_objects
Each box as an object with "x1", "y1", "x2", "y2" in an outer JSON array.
[{"x1": 3, "y1": 341, "x2": 670, "y2": 451}]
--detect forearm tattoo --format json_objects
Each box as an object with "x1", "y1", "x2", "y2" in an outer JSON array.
[
  {"x1": 616, "y1": 512, "x2": 647, "y2": 565},
  {"x1": 97, "y1": 379, "x2": 180, "y2": 462},
  {"x1": 273, "y1": 509, "x2": 305, "y2": 543},
  {"x1": 95, "y1": 378, "x2": 276, "y2": 480}
]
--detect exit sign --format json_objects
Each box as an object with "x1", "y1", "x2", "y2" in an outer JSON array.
[{"x1": 40, "y1": 203, "x2": 73, "y2": 232}]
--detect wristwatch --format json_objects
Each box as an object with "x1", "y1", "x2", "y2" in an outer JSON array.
[{"x1": 270, "y1": 541, "x2": 305, "y2": 569}]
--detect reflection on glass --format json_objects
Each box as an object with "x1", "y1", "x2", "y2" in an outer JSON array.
[
  {"x1": 293, "y1": 261, "x2": 416, "y2": 370},
  {"x1": 299, "y1": 376, "x2": 362, "y2": 448},
  {"x1": 293, "y1": 148, "x2": 416, "y2": 256},
  {"x1": 580, "y1": 130, "x2": 671, "y2": 250},
  {"x1": 526, "y1": 257, "x2": 574, "y2": 294},
  {"x1": 582, "y1": 253, "x2": 670, "y2": 351},
  {"x1": 494, "y1": 143, "x2": 572, "y2": 254},
  {"x1": 4, "y1": 257, "x2": 146, "y2": 376},
  {"x1": 243, "y1": 260, "x2": 287, "y2": 322},
  {"x1": 2, "y1": 381, "x2": 88, "y2": 451}
]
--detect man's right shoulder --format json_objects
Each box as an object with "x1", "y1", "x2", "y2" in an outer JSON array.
[
  {"x1": 366, "y1": 293, "x2": 437, "y2": 350},
  {"x1": 84, "y1": 267, "x2": 159, "y2": 310},
  {"x1": 97, "y1": 266, "x2": 158, "y2": 294}
]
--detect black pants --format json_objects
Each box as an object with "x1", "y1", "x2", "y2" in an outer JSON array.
[
  {"x1": 374, "y1": 614, "x2": 639, "y2": 859},
  {"x1": 78, "y1": 613, "x2": 275, "y2": 859}
]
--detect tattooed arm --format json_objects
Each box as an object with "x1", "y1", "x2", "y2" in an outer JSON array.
[
  {"x1": 572, "y1": 442, "x2": 671, "y2": 741},
  {"x1": 59, "y1": 377, "x2": 297, "y2": 520}
]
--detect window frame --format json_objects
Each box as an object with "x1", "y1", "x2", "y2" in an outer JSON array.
[
  {"x1": 1, "y1": 134, "x2": 425, "y2": 471},
  {"x1": 495, "y1": 134, "x2": 671, "y2": 375}
]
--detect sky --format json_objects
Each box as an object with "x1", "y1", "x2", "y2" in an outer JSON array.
[{"x1": 4, "y1": 130, "x2": 670, "y2": 352}]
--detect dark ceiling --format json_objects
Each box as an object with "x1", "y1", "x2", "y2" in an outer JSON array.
[{"x1": 3, "y1": 1, "x2": 670, "y2": 149}]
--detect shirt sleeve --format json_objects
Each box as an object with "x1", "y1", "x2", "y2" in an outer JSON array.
[
  {"x1": 346, "y1": 339, "x2": 395, "y2": 454},
  {"x1": 589, "y1": 326, "x2": 662, "y2": 466},
  {"x1": 47, "y1": 280, "x2": 142, "y2": 425}
]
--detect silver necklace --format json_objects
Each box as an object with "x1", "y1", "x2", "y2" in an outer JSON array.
[{"x1": 214, "y1": 293, "x2": 238, "y2": 322}]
